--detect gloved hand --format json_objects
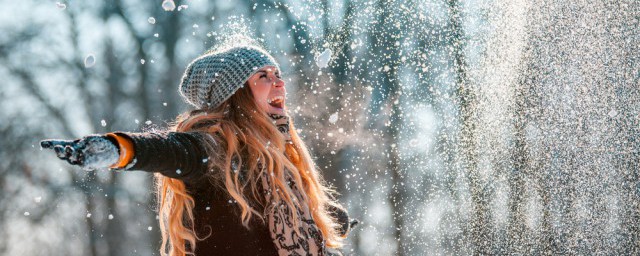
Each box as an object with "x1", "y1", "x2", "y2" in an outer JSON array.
[
  {"x1": 40, "y1": 135, "x2": 120, "y2": 170},
  {"x1": 349, "y1": 219, "x2": 360, "y2": 229}
]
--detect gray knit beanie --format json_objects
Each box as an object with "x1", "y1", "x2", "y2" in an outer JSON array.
[{"x1": 178, "y1": 45, "x2": 280, "y2": 109}]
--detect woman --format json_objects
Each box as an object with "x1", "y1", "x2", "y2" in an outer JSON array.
[{"x1": 41, "y1": 43, "x2": 355, "y2": 256}]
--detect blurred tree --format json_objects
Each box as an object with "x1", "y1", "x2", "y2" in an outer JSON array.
[
  {"x1": 446, "y1": 0, "x2": 493, "y2": 254},
  {"x1": 366, "y1": 0, "x2": 406, "y2": 254}
]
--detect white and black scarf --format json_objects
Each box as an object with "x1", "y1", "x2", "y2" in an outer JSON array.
[{"x1": 263, "y1": 114, "x2": 326, "y2": 256}]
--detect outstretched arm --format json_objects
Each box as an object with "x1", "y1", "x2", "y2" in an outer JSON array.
[
  {"x1": 41, "y1": 131, "x2": 211, "y2": 183},
  {"x1": 110, "y1": 132, "x2": 210, "y2": 182}
]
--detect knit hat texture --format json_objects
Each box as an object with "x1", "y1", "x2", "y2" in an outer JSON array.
[{"x1": 179, "y1": 45, "x2": 279, "y2": 109}]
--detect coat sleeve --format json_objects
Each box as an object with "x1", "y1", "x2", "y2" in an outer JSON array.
[{"x1": 110, "y1": 131, "x2": 212, "y2": 184}]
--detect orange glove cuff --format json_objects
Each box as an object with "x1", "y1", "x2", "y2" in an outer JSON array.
[{"x1": 106, "y1": 133, "x2": 135, "y2": 169}]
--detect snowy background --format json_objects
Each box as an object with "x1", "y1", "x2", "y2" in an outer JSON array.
[{"x1": 0, "y1": 0, "x2": 638, "y2": 255}]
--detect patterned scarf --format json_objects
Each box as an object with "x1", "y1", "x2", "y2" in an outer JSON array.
[
  {"x1": 270, "y1": 114, "x2": 292, "y2": 142},
  {"x1": 264, "y1": 114, "x2": 326, "y2": 256}
]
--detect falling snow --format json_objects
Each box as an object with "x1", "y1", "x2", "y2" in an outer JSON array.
[
  {"x1": 84, "y1": 54, "x2": 95, "y2": 68},
  {"x1": 177, "y1": 5, "x2": 189, "y2": 11},
  {"x1": 315, "y1": 49, "x2": 332, "y2": 68},
  {"x1": 328, "y1": 112, "x2": 339, "y2": 124},
  {"x1": 55, "y1": 2, "x2": 66, "y2": 10},
  {"x1": 161, "y1": 0, "x2": 175, "y2": 11}
]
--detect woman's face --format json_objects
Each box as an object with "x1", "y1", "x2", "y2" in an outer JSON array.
[{"x1": 247, "y1": 66, "x2": 286, "y2": 115}]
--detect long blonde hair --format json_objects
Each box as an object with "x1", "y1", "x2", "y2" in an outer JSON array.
[{"x1": 156, "y1": 86, "x2": 344, "y2": 256}]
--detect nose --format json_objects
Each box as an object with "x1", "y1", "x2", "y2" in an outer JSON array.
[{"x1": 272, "y1": 76, "x2": 284, "y2": 88}]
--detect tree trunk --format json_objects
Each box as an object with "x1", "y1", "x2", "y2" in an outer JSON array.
[
  {"x1": 368, "y1": 0, "x2": 405, "y2": 253},
  {"x1": 447, "y1": 0, "x2": 491, "y2": 254}
]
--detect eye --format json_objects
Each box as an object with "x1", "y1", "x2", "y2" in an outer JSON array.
[
  {"x1": 260, "y1": 74, "x2": 267, "y2": 78},
  {"x1": 275, "y1": 73, "x2": 282, "y2": 78}
]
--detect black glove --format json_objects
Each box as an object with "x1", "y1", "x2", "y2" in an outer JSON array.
[
  {"x1": 40, "y1": 135, "x2": 120, "y2": 170},
  {"x1": 349, "y1": 219, "x2": 360, "y2": 229}
]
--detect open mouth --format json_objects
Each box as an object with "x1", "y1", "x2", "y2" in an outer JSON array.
[{"x1": 267, "y1": 96, "x2": 285, "y2": 109}]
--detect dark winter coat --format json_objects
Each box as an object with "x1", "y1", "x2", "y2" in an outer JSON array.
[{"x1": 113, "y1": 131, "x2": 350, "y2": 256}]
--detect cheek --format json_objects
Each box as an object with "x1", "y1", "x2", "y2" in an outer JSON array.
[{"x1": 249, "y1": 82, "x2": 270, "y2": 105}]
